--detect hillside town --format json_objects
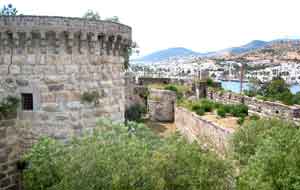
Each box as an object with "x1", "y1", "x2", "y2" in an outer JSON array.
[{"x1": 132, "y1": 48, "x2": 300, "y2": 85}]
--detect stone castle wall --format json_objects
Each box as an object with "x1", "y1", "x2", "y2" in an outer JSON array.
[
  {"x1": 138, "y1": 77, "x2": 194, "y2": 86},
  {"x1": 148, "y1": 89, "x2": 176, "y2": 122},
  {"x1": 125, "y1": 73, "x2": 147, "y2": 110},
  {"x1": 175, "y1": 107, "x2": 234, "y2": 154},
  {"x1": 0, "y1": 16, "x2": 132, "y2": 190},
  {"x1": 0, "y1": 15, "x2": 132, "y2": 132},
  {"x1": 0, "y1": 121, "x2": 21, "y2": 190},
  {"x1": 207, "y1": 89, "x2": 300, "y2": 120}
]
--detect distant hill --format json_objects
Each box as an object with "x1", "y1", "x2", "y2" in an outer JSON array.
[
  {"x1": 136, "y1": 39, "x2": 300, "y2": 62},
  {"x1": 225, "y1": 40, "x2": 268, "y2": 54},
  {"x1": 136, "y1": 47, "x2": 201, "y2": 62}
]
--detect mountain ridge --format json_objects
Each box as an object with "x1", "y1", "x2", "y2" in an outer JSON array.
[{"x1": 136, "y1": 39, "x2": 300, "y2": 62}]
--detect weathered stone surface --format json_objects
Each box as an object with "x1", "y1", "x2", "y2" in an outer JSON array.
[
  {"x1": 207, "y1": 89, "x2": 300, "y2": 120},
  {"x1": 0, "y1": 15, "x2": 132, "y2": 190},
  {"x1": 48, "y1": 84, "x2": 64, "y2": 92},
  {"x1": 175, "y1": 107, "x2": 234, "y2": 154},
  {"x1": 42, "y1": 103, "x2": 60, "y2": 112},
  {"x1": 16, "y1": 79, "x2": 29, "y2": 87},
  {"x1": 148, "y1": 89, "x2": 176, "y2": 122}
]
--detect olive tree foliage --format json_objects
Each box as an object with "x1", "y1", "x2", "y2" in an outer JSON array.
[
  {"x1": 23, "y1": 119, "x2": 233, "y2": 190},
  {"x1": 232, "y1": 119, "x2": 300, "y2": 190},
  {"x1": 0, "y1": 4, "x2": 18, "y2": 16},
  {"x1": 82, "y1": 9, "x2": 100, "y2": 20}
]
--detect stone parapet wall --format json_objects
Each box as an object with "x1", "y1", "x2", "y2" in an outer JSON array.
[
  {"x1": 148, "y1": 89, "x2": 176, "y2": 122},
  {"x1": 0, "y1": 16, "x2": 131, "y2": 57},
  {"x1": 138, "y1": 77, "x2": 194, "y2": 86},
  {"x1": 125, "y1": 73, "x2": 147, "y2": 109},
  {"x1": 207, "y1": 89, "x2": 300, "y2": 120},
  {"x1": 175, "y1": 107, "x2": 234, "y2": 154}
]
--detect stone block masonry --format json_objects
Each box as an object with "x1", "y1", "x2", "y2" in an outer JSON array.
[
  {"x1": 0, "y1": 15, "x2": 132, "y2": 130},
  {"x1": 207, "y1": 89, "x2": 300, "y2": 121},
  {"x1": 148, "y1": 89, "x2": 176, "y2": 122},
  {"x1": 0, "y1": 15, "x2": 132, "y2": 190},
  {"x1": 125, "y1": 73, "x2": 148, "y2": 110},
  {"x1": 175, "y1": 107, "x2": 234, "y2": 154}
]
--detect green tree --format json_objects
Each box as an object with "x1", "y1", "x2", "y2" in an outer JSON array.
[
  {"x1": 244, "y1": 78, "x2": 261, "y2": 97},
  {"x1": 82, "y1": 9, "x2": 100, "y2": 20},
  {"x1": 0, "y1": 4, "x2": 18, "y2": 16},
  {"x1": 23, "y1": 119, "x2": 233, "y2": 190},
  {"x1": 265, "y1": 78, "x2": 290, "y2": 97},
  {"x1": 232, "y1": 119, "x2": 300, "y2": 189},
  {"x1": 245, "y1": 77, "x2": 297, "y2": 105},
  {"x1": 236, "y1": 121, "x2": 300, "y2": 190}
]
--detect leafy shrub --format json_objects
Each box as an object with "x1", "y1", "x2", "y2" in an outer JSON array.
[
  {"x1": 23, "y1": 120, "x2": 233, "y2": 190},
  {"x1": 247, "y1": 78, "x2": 300, "y2": 105},
  {"x1": 206, "y1": 78, "x2": 214, "y2": 87},
  {"x1": 249, "y1": 114, "x2": 260, "y2": 121},
  {"x1": 0, "y1": 96, "x2": 20, "y2": 120},
  {"x1": 195, "y1": 107, "x2": 205, "y2": 116},
  {"x1": 80, "y1": 91, "x2": 100, "y2": 105},
  {"x1": 164, "y1": 84, "x2": 183, "y2": 100},
  {"x1": 200, "y1": 99, "x2": 214, "y2": 112},
  {"x1": 125, "y1": 104, "x2": 146, "y2": 122},
  {"x1": 243, "y1": 90, "x2": 256, "y2": 97},
  {"x1": 292, "y1": 92, "x2": 300, "y2": 105},
  {"x1": 164, "y1": 84, "x2": 178, "y2": 92},
  {"x1": 232, "y1": 119, "x2": 295, "y2": 166},
  {"x1": 233, "y1": 119, "x2": 300, "y2": 189},
  {"x1": 217, "y1": 107, "x2": 226, "y2": 118},
  {"x1": 213, "y1": 102, "x2": 223, "y2": 109},
  {"x1": 230, "y1": 104, "x2": 248, "y2": 118},
  {"x1": 222, "y1": 104, "x2": 233, "y2": 114},
  {"x1": 191, "y1": 104, "x2": 205, "y2": 116},
  {"x1": 278, "y1": 91, "x2": 294, "y2": 105},
  {"x1": 237, "y1": 117, "x2": 245, "y2": 125}
]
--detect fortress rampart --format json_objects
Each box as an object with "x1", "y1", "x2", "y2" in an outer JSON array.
[
  {"x1": 0, "y1": 15, "x2": 132, "y2": 144},
  {"x1": 0, "y1": 16, "x2": 131, "y2": 57},
  {"x1": 0, "y1": 16, "x2": 132, "y2": 189}
]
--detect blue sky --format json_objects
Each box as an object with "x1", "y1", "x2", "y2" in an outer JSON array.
[{"x1": 2, "y1": 0, "x2": 300, "y2": 56}]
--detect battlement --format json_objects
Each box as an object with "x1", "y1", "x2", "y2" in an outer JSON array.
[{"x1": 0, "y1": 15, "x2": 132, "y2": 56}]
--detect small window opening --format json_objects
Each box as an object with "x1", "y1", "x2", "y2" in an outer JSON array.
[{"x1": 21, "y1": 93, "x2": 33, "y2": 110}]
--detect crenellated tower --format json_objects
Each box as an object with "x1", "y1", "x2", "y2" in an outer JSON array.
[{"x1": 0, "y1": 15, "x2": 132, "y2": 135}]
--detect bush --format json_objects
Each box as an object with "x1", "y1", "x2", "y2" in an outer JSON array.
[
  {"x1": 191, "y1": 104, "x2": 205, "y2": 116},
  {"x1": 249, "y1": 114, "x2": 260, "y2": 121},
  {"x1": 233, "y1": 119, "x2": 300, "y2": 189},
  {"x1": 164, "y1": 85, "x2": 184, "y2": 100},
  {"x1": 23, "y1": 120, "x2": 233, "y2": 190},
  {"x1": 206, "y1": 78, "x2": 214, "y2": 87},
  {"x1": 80, "y1": 91, "x2": 100, "y2": 105},
  {"x1": 237, "y1": 117, "x2": 245, "y2": 125},
  {"x1": 191, "y1": 104, "x2": 201, "y2": 112},
  {"x1": 125, "y1": 104, "x2": 146, "y2": 122},
  {"x1": 217, "y1": 107, "x2": 226, "y2": 118},
  {"x1": 222, "y1": 104, "x2": 233, "y2": 114},
  {"x1": 230, "y1": 104, "x2": 248, "y2": 117},
  {"x1": 292, "y1": 92, "x2": 300, "y2": 105},
  {"x1": 232, "y1": 119, "x2": 296, "y2": 166},
  {"x1": 0, "y1": 96, "x2": 20, "y2": 120},
  {"x1": 200, "y1": 99, "x2": 214, "y2": 112},
  {"x1": 195, "y1": 107, "x2": 205, "y2": 116}
]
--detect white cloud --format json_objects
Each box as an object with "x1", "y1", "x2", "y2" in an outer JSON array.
[{"x1": 2, "y1": 0, "x2": 300, "y2": 56}]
